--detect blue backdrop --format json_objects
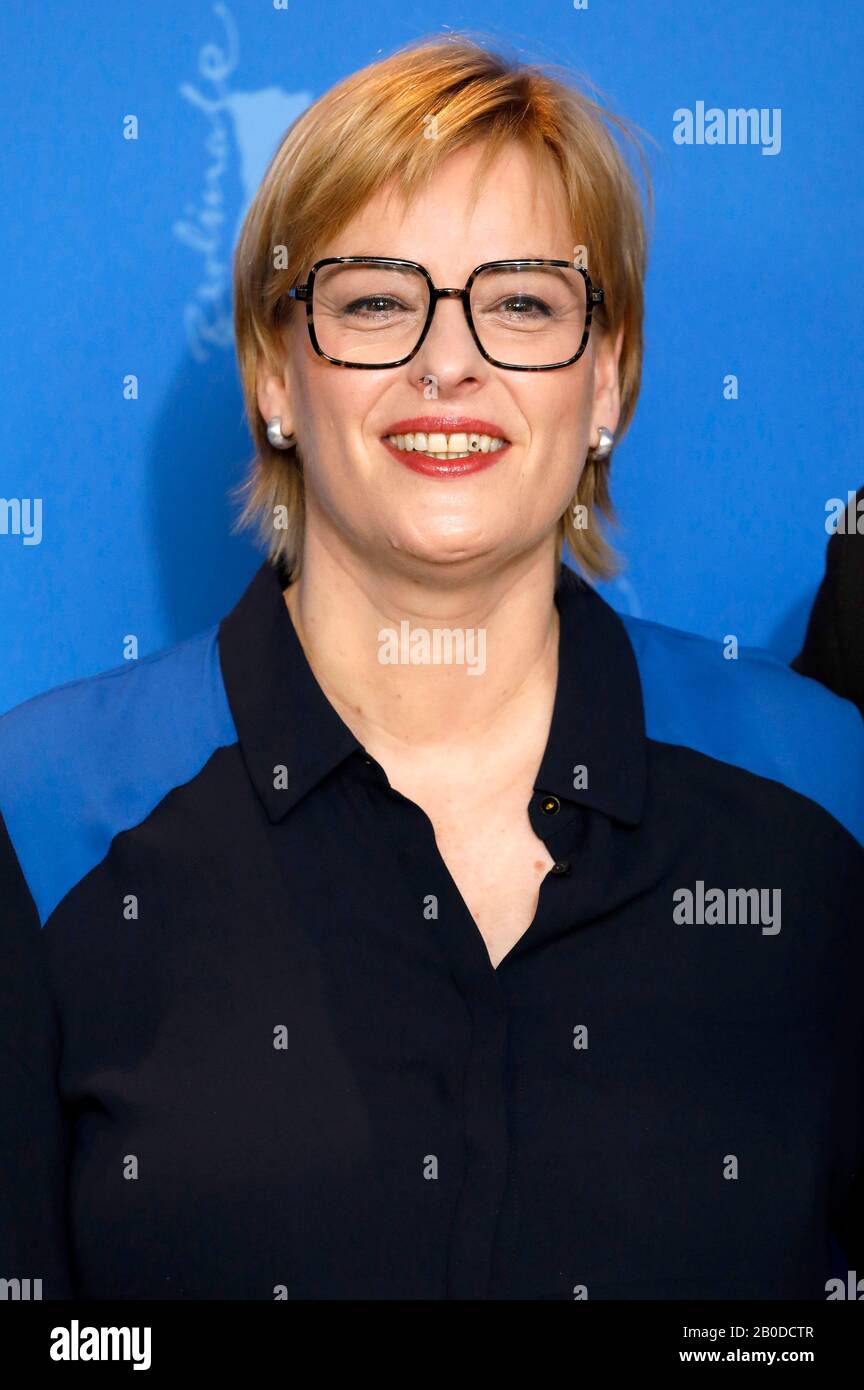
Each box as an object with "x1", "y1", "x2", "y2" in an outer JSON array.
[{"x1": 1, "y1": 0, "x2": 861, "y2": 713}]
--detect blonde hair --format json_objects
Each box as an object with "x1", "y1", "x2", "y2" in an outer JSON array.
[{"x1": 231, "y1": 31, "x2": 655, "y2": 582}]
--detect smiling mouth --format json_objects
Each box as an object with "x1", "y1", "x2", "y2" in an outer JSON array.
[{"x1": 382, "y1": 429, "x2": 509, "y2": 460}]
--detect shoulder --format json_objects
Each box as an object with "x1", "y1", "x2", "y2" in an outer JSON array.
[
  {"x1": 0, "y1": 625, "x2": 237, "y2": 925},
  {"x1": 618, "y1": 610, "x2": 864, "y2": 847},
  {"x1": 0, "y1": 624, "x2": 234, "y2": 768}
]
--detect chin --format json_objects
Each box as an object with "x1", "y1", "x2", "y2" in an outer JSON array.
[{"x1": 384, "y1": 525, "x2": 501, "y2": 571}]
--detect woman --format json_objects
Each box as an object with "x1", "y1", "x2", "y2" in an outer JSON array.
[{"x1": 1, "y1": 34, "x2": 863, "y2": 1301}]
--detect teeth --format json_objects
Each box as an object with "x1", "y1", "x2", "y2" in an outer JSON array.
[{"x1": 385, "y1": 431, "x2": 507, "y2": 456}]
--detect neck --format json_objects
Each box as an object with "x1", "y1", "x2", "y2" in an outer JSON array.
[{"x1": 282, "y1": 524, "x2": 562, "y2": 761}]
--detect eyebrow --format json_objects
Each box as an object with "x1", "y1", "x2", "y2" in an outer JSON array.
[
  {"x1": 343, "y1": 259, "x2": 575, "y2": 284},
  {"x1": 470, "y1": 264, "x2": 582, "y2": 301}
]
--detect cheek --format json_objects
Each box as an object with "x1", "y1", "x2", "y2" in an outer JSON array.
[
  {"x1": 521, "y1": 391, "x2": 590, "y2": 510},
  {"x1": 527, "y1": 390, "x2": 587, "y2": 468},
  {"x1": 306, "y1": 365, "x2": 384, "y2": 444},
  {"x1": 517, "y1": 370, "x2": 592, "y2": 441},
  {"x1": 551, "y1": 372, "x2": 593, "y2": 426}
]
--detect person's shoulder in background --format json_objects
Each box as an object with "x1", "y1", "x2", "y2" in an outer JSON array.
[
  {"x1": 791, "y1": 486, "x2": 864, "y2": 719},
  {"x1": 0, "y1": 624, "x2": 237, "y2": 928},
  {"x1": 618, "y1": 604, "x2": 864, "y2": 851}
]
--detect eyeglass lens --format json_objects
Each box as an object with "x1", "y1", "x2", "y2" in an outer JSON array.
[{"x1": 310, "y1": 261, "x2": 588, "y2": 367}]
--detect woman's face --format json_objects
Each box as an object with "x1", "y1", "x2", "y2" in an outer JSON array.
[{"x1": 257, "y1": 140, "x2": 623, "y2": 578}]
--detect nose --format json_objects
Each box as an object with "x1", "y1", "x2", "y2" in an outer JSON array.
[{"x1": 411, "y1": 291, "x2": 485, "y2": 390}]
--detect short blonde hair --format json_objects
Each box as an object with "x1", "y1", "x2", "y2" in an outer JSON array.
[{"x1": 232, "y1": 31, "x2": 654, "y2": 582}]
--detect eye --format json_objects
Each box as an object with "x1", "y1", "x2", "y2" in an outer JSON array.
[
  {"x1": 343, "y1": 296, "x2": 407, "y2": 318},
  {"x1": 505, "y1": 296, "x2": 550, "y2": 315},
  {"x1": 487, "y1": 295, "x2": 553, "y2": 320}
]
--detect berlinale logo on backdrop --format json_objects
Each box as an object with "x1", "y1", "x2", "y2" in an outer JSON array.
[{"x1": 174, "y1": 3, "x2": 312, "y2": 362}]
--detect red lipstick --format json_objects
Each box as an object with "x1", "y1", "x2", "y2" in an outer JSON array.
[{"x1": 380, "y1": 416, "x2": 512, "y2": 478}]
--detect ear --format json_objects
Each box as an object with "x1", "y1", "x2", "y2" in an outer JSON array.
[
  {"x1": 255, "y1": 355, "x2": 294, "y2": 437},
  {"x1": 591, "y1": 323, "x2": 625, "y2": 440}
]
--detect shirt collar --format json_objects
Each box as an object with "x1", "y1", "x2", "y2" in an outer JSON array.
[
  {"x1": 536, "y1": 563, "x2": 647, "y2": 825},
  {"x1": 218, "y1": 558, "x2": 647, "y2": 827}
]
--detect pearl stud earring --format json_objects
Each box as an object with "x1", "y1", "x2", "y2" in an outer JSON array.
[
  {"x1": 266, "y1": 417, "x2": 296, "y2": 450},
  {"x1": 591, "y1": 426, "x2": 615, "y2": 460}
]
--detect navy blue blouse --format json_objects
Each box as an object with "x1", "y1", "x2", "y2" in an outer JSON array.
[{"x1": 1, "y1": 559, "x2": 863, "y2": 1299}]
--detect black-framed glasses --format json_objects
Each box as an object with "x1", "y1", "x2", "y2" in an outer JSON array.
[{"x1": 286, "y1": 257, "x2": 604, "y2": 371}]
